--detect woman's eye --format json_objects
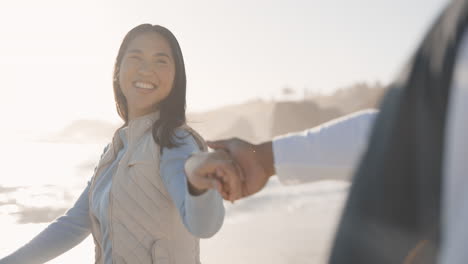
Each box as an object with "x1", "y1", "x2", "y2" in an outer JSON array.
[
  {"x1": 156, "y1": 60, "x2": 168, "y2": 64},
  {"x1": 127, "y1": 55, "x2": 141, "y2": 60}
]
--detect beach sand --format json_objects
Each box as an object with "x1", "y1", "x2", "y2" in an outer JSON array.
[{"x1": 0, "y1": 178, "x2": 349, "y2": 264}]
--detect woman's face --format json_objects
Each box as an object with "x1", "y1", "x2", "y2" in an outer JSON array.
[{"x1": 119, "y1": 32, "x2": 176, "y2": 120}]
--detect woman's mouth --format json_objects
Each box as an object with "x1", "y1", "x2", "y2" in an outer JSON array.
[{"x1": 134, "y1": 81, "x2": 157, "y2": 90}]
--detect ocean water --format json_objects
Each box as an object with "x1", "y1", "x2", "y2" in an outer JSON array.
[
  {"x1": 0, "y1": 140, "x2": 349, "y2": 264},
  {"x1": 0, "y1": 141, "x2": 103, "y2": 263}
]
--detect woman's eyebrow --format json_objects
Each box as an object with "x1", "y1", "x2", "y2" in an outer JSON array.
[
  {"x1": 153, "y1": 52, "x2": 170, "y2": 58},
  {"x1": 127, "y1": 49, "x2": 142, "y2": 54}
]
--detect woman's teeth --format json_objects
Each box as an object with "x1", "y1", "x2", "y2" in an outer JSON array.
[{"x1": 134, "y1": 82, "x2": 156, "y2": 89}]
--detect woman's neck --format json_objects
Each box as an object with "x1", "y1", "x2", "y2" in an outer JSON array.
[{"x1": 128, "y1": 106, "x2": 160, "y2": 121}]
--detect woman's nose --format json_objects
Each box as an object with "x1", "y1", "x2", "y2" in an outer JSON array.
[{"x1": 138, "y1": 61, "x2": 155, "y2": 76}]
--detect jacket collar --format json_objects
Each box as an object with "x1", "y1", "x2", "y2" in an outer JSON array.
[
  {"x1": 107, "y1": 111, "x2": 160, "y2": 157},
  {"x1": 125, "y1": 110, "x2": 160, "y2": 147}
]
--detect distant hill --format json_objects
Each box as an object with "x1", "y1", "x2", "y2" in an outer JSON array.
[
  {"x1": 189, "y1": 82, "x2": 386, "y2": 143},
  {"x1": 270, "y1": 101, "x2": 342, "y2": 137},
  {"x1": 310, "y1": 82, "x2": 386, "y2": 114},
  {"x1": 187, "y1": 100, "x2": 276, "y2": 143},
  {"x1": 45, "y1": 82, "x2": 387, "y2": 144}
]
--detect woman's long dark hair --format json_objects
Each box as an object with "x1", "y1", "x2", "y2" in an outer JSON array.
[{"x1": 113, "y1": 24, "x2": 187, "y2": 150}]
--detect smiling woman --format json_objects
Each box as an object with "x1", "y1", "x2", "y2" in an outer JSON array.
[
  {"x1": 116, "y1": 28, "x2": 177, "y2": 120},
  {"x1": 0, "y1": 24, "x2": 236, "y2": 264},
  {"x1": 118, "y1": 32, "x2": 176, "y2": 119},
  {"x1": 113, "y1": 25, "x2": 189, "y2": 150}
]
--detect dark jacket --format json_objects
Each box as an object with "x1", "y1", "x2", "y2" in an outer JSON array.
[{"x1": 329, "y1": 1, "x2": 468, "y2": 263}]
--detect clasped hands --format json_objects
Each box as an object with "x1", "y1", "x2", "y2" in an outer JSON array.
[{"x1": 184, "y1": 138, "x2": 274, "y2": 202}]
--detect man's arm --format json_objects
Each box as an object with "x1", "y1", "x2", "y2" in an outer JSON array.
[
  {"x1": 208, "y1": 109, "x2": 378, "y2": 200},
  {"x1": 273, "y1": 109, "x2": 377, "y2": 184}
]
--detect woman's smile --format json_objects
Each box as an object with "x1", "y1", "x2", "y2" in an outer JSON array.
[{"x1": 133, "y1": 81, "x2": 158, "y2": 93}]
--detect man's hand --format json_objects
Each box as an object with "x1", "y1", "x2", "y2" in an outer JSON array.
[
  {"x1": 184, "y1": 150, "x2": 243, "y2": 202},
  {"x1": 207, "y1": 138, "x2": 275, "y2": 200}
]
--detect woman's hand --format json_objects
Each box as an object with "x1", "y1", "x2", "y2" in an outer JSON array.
[
  {"x1": 184, "y1": 150, "x2": 244, "y2": 202},
  {"x1": 207, "y1": 138, "x2": 274, "y2": 200}
]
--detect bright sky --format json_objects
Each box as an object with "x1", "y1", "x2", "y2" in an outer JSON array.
[{"x1": 0, "y1": 0, "x2": 449, "y2": 137}]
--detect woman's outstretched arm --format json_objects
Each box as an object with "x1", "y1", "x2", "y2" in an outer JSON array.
[{"x1": 0, "y1": 182, "x2": 92, "y2": 264}]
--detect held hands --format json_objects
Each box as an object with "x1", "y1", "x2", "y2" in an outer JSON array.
[
  {"x1": 208, "y1": 138, "x2": 275, "y2": 200},
  {"x1": 184, "y1": 149, "x2": 244, "y2": 202},
  {"x1": 185, "y1": 138, "x2": 275, "y2": 202}
]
